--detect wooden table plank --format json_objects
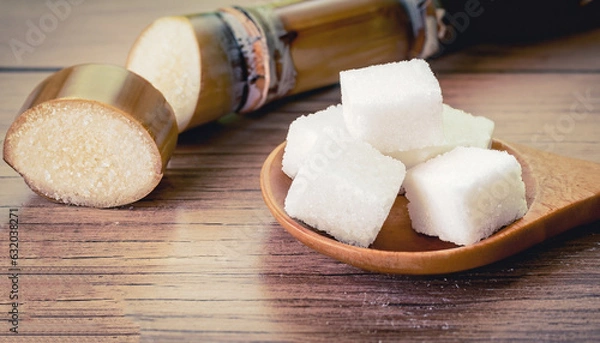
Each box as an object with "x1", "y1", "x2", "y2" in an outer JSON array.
[{"x1": 435, "y1": 73, "x2": 600, "y2": 163}]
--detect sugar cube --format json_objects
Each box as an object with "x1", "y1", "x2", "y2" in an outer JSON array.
[
  {"x1": 282, "y1": 104, "x2": 348, "y2": 179},
  {"x1": 387, "y1": 104, "x2": 495, "y2": 168},
  {"x1": 285, "y1": 139, "x2": 406, "y2": 247},
  {"x1": 403, "y1": 146, "x2": 527, "y2": 246},
  {"x1": 340, "y1": 59, "x2": 444, "y2": 152}
]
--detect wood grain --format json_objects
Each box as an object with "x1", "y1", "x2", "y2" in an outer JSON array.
[{"x1": 1, "y1": 1, "x2": 599, "y2": 342}]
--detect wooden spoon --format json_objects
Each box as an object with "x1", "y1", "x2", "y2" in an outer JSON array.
[{"x1": 260, "y1": 139, "x2": 600, "y2": 275}]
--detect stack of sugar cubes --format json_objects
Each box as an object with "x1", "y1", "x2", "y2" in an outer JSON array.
[{"x1": 282, "y1": 59, "x2": 527, "y2": 247}]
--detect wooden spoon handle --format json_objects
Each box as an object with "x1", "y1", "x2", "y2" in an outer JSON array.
[{"x1": 499, "y1": 140, "x2": 600, "y2": 239}]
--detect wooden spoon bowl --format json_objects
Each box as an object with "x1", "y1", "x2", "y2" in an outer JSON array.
[{"x1": 260, "y1": 139, "x2": 600, "y2": 275}]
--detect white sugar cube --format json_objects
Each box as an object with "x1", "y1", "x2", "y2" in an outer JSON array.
[
  {"x1": 388, "y1": 104, "x2": 495, "y2": 168},
  {"x1": 282, "y1": 104, "x2": 348, "y2": 179},
  {"x1": 340, "y1": 59, "x2": 444, "y2": 153},
  {"x1": 285, "y1": 139, "x2": 406, "y2": 247},
  {"x1": 404, "y1": 147, "x2": 527, "y2": 246}
]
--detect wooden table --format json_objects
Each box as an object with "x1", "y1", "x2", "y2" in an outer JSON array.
[{"x1": 1, "y1": 1, "x2": 599, "y2": 342}]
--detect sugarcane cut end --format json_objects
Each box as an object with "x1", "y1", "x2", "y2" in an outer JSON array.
[
  {"x1": 3, "y1": 64, "x2": 178, "y2": 208},
  {"x1": 127, "y1": 16, "x2": 201, "y2": 132}
]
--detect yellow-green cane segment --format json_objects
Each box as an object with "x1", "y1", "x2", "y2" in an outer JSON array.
[{"x1": 3, "y1": 64, "x2": 178, "y2": 208}]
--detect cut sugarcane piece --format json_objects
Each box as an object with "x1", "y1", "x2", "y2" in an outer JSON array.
[
  {"x1": 127, "y1": 14, "x2": 241, "y2": 132},
  {"x1": 127, "y1": 16, "x2": 202, "y2": 132},
  {"x1": 2, "y1": 64, "x2": 178, "y2": 208}
]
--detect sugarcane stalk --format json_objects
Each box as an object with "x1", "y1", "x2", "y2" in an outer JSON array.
[{"x1": 126, "y1": 0, "x2": 430, "y2": 131}]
